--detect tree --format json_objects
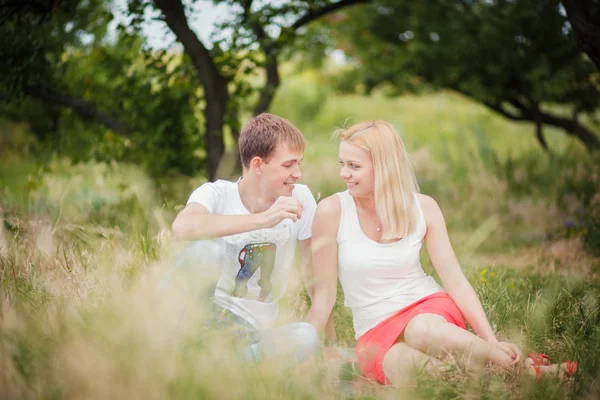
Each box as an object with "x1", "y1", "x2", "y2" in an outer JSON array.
[
  {"x1": 1, "y1": 0, "x2": 369, "y2": 180},
  {"x1": 0, "y1": 0, "x2": 123, "y2": 133},
  {"x1": 328, "y1": 0, "x2": 600, "y2": 151},
  {"x1": 0, "y1": 0, "x2": 203, "y2": 176},
  {"x1": 143, "y1": 0, "x2": 369, "y2": 179}
]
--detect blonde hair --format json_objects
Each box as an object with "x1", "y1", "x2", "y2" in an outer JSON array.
[
  {"x1": 239, "y1": 113, "x2": 305, "y2": 168},
  {"x1": 338, "y1": 121, "x2": 420, "y2": 240}
]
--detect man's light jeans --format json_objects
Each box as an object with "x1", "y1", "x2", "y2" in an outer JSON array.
[{"x1": 160, "y1": 240, "x2": 320, "y2": 364}]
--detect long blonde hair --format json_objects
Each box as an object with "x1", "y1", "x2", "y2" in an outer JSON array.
[{"x1": 338, "y1": 121, "x2": 420, "y2": 240}]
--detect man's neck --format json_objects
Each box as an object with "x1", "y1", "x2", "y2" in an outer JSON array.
[{"x1": 237, "y1": 175, "x2": 276, "y2": 214}]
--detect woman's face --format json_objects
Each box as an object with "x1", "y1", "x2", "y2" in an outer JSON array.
[{"x1": 339, "y1": 141, "x2": 375, "y2": 198}]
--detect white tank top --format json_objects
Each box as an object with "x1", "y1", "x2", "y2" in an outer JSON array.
[{"x1": 336, "y1": 191, "x2": 443, "y2": 339}]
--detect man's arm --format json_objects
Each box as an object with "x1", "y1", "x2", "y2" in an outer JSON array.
[
  {"x1": 172, "y1": 203, "x2": 263, "y2": 240},
  {"x1": 172, "y1": 197, "x2": 304, "y2": 240}
]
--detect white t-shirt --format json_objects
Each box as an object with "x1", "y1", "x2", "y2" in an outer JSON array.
[
  {"x1": 335, "y1": 191, "x2": 443, "y2": 339},
  {"x1": 187, "y1": 179, "x2": 316, "y2": 329}
]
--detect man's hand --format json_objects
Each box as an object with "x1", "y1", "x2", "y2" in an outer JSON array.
[{"x1": 260, "y1": 196, "x2": 304, "y2": 228}]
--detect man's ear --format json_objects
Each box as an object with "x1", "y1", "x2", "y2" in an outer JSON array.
[{"x1": 250, "y1": 156, "x2": 263, "y2": 173}]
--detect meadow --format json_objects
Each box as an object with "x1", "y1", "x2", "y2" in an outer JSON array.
[{"x1": 1, "y1": 71, "x2": 599, "y2": 399}]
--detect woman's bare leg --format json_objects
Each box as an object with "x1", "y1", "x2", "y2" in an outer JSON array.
[
  {"x1": 402, "y1": 314, "x2": 514, "y2": 370},
  {"x1": 402, "y1": 313, "x2": 574, "y2": 379},
  {"x1": 382, "y1": 340, "x2": 455, "y2": 386}
]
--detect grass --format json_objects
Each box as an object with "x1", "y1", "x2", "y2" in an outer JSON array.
[{"x1": 1, "y1": 74, "x2": 600, "y2": 399}]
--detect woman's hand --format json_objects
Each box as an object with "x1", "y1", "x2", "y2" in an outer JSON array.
[{"x1": 493, "y1": 341, "x2": 523, "y2": 365}]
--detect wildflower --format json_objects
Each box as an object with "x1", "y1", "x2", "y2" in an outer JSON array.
[
  {"x1": 479, "y1": 268, "x2": 488, "y2": 283},
  {"x1": 565, "y1": 220, "x2": 575, "y2": 229}
]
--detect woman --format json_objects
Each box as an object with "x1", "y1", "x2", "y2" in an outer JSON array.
[{"x1": 305, "y1": 121, "x2": 577, "y2": 385}]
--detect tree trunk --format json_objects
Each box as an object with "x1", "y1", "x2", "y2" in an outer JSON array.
[
  {"x1": 205, "y1": 102, "x2": 226, "y2": 180},
  {"x1": 253, "y1": 49, "x2": 280, "y2": 115},
  {"x1": 562, "y1": 0, "x2": 600, "y2": 71},
  {"x1": 156, "y1": 0, "x2": 369, "y2": 179},
  {"x1": 153, "y1": 0, "x2": 228, "y2": 181}
]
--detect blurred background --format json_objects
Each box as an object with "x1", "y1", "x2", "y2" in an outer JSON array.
[{"x1": 1, "y1": 1, "x2": 599, "y2": 398}]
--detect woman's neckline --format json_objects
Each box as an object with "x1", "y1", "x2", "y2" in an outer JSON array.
[{"x1": 350, "y1": 194, "x2": 404, "y2": 245}]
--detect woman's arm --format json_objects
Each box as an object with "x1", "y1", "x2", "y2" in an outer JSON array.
[
  {"x1": 305, "y1": 195, "x2": 341, "y2": 337},
  {"x1": 419, "y1": 194, "x2": 499, "y2": 343},
  {"x1": 299, "y1": 238, "x2": 337, "y2": 341}
]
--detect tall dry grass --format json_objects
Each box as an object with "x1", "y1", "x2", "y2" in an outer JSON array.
[{"x1": 2, "y1": 85, "x2": 600, "y2": 398}]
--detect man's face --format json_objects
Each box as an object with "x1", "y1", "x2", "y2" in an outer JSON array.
[{"x1": 259, "y1": 142, "x2": 303, "y2": 198}]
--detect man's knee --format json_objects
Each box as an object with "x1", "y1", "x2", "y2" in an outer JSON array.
[
  {"x1": 175, "y1": 240, "x2": 220, "y2": 269},
  {"x1": 160, "y1": 239, "x2": 221, "y2": 295},
  {"x1": 289, "y1": 322, "x2": 320, "y2": 361}
]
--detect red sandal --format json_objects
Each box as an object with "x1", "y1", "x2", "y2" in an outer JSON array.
[
  {"x1": 528, "y1": 353, "x2": 578, "y2": 383},
  {"x1": 564, "y1": 360, "x2": 578, "y2": 382},
  {"x1": 528, "y1": 353, "x2": 552, "y2": 379}
]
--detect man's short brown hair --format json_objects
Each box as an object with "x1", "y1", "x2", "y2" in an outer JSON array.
[{"x1": 238, "y1": 113, "x2": 306, "y2": 168}]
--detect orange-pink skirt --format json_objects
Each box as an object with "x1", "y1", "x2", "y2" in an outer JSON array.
[{"x1": 355, "y1": 292, "x2": 466, "y2": 385}]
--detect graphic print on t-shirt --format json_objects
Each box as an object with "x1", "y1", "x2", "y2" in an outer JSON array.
[
  {"x1": 221, "y1": 223, "x2": 292, "y2": 302},
  {"x1": 233, "y1": 243, "x2": 276, "y2": 301}
]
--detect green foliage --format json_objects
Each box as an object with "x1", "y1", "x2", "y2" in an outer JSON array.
[
  {"x1": 64, "y1": 36, "x2": 205, "y2": 176},
  {"x1": 543, "y1": 154, "x2": 600, "y2": 256},
  {"x1": 0, "y1": 0, "x2": 113, "y2": 95},
  {"x1": 339, "y1": 0, "x2": 598, "y2": 105},
  {"x1": 0, "y1": 1, "x2": 206, "y2": 177},
  {"x1": 0, "y1": 0, "x2": 115, "y2": 162},
  {"x1": 271, "y1": 71, "x2": 330, "y2": 123},
  {"x1": 323, "y1": 0, "x2": 600, "y2": 147}
]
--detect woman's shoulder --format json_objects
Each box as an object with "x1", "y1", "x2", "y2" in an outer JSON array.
[
  {"x1": 416, "y1": 193, "x2": 444, "y2": 226},
  {"x1": 312, "y1": 194, "x2": 343, "y2": 235},
  {"x1": 416, "y1": 193, "x2": 438, "y2": 209},
  {"x1": 316, "y1": 194, "x2": 342, "y2": 217}
]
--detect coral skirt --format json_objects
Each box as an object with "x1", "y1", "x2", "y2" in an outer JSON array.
[{"x1": 354, "y1": 292, "x2": 466, "y2": 385}]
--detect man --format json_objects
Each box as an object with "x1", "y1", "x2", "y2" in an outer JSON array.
[{"x1": 167, "y1": 113, "x2": 330, "y2": 363}]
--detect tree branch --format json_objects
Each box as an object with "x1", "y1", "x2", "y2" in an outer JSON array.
[
  {"x1": 481, "y1": 100, "x2": 525, "y2": 121},
  {"x1": 291, "y1": 0, "x2": 369, "y2": 30},
  {"x1": 530, "y1": 107, "x2": 599, "y2": 150},
  {"x1": 252, "y1": 0, "x2": 370, "y2": 115},
  {"x1": 479, "y1": 97, "x2": 600, "y2": 150},
  {"x1": 19, "y1": 86, "x2": 130, "y2": 136}
]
